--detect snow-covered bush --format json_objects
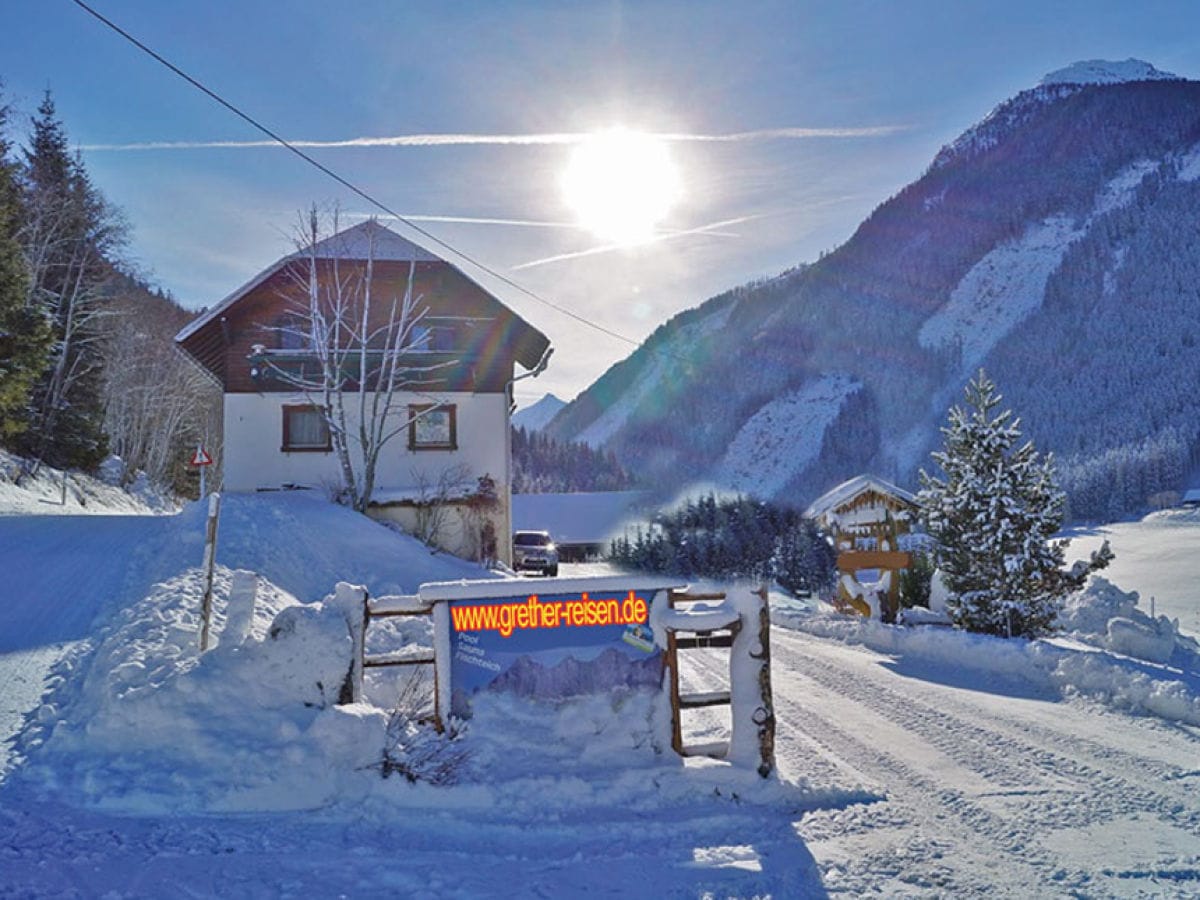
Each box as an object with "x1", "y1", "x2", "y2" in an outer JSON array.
[{"x1": 378, "y1": 671, "x2": 469, "y2": 785}]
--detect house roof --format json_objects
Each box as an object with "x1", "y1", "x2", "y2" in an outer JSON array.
[
  {"x1": 174, "y1": 220, "x2": 551, "y2": 375},
  {"x1": 804, "y1": 474, "x2": 916, "y2": 522},
  {"x1": 175, "y1": 221, "x2": 441, "y2": 344}
]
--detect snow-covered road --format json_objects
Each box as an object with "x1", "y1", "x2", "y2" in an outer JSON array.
[{"x1": 682, "y1": 628, "x2": 1200, "y2": 896}]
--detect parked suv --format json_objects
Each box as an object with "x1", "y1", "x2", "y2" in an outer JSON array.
[{"x1": 512, "y1": 530, "x2": 559, "y2": 576}]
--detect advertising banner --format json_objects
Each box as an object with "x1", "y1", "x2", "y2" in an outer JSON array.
[{"x1": 445, "y1": 588, "x2": 662, "y2": 719}]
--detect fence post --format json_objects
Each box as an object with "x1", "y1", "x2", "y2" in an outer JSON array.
[
  {"x1": 752, "y1": 584, "x2": 776, "y2": 778},
  {"x1": 199, "y1": 492, "x2": 221, "y2": 652}
]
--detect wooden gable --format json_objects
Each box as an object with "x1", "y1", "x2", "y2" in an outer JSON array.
[{"x1": 176, "y1": 223, "x2": 550, "y2": 394}]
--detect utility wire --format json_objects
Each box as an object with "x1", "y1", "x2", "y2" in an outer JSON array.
[{"x1": 68, "y1": 0, "x2": 642, "y2": 349}]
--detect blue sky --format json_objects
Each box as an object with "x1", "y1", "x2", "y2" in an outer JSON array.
[{"x1": 4, "y1": 1, "x2": 1199, "y2": 402}]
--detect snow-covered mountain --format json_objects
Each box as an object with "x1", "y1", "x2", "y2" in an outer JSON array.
[
  {"x1": 512, "y1": 392, "x2": 566, "y2": 432},
  {"x1": 548, "y1": 62, "x2": 1200, "y2": 520},
  {"x1": 1039, "y1": 58, "x2": 1181, "y2": 86}
]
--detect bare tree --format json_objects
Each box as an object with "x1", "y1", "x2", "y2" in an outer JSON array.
[
  {"x1": 256, "y1": 209, "x2": 455, "y2": 512},
  {"x1": 100, "y1": 284, "x2": 221, "y2": 491}
]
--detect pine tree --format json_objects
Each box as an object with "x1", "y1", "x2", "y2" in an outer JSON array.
[
  {"x1": 17, "y1": 91, "x2": 119, "y2": 470},
  {"x1": 918, "y1": 370, "x2": 1113, "y2": 638},
  {"x1": 0, "y1": 88, "x2": 52, "y2": 442}
]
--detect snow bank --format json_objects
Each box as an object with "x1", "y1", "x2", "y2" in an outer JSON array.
[
  {"x1": 0, "y1": 450, "x2": 176, "y2": 516},
  {"x1": 1058, "y1": 576, "x2": 1199, "y2": 669},
  {"x1": 774, "y1": 577, "x2": 1200, "y2": 727},
  {"x1": 12, "y1": 568, "x2": 390, "y2": 812},
  {"x1": 14, "y1": 567, "x2": 837, "y2": 817}
]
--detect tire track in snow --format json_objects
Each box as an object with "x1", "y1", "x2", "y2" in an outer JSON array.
[
  {"x1": 685, "y1": 648, "x2": 1077, "y2": 896},
  {"x1": 772, "y1": 629, "x2": 1200, "y2": 837}
]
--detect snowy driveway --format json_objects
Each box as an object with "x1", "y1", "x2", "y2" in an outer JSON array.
[
  {"x1": 0, "y1": 514, "x2": 170, "y2": 652},
  {"x1": 683, "y1": 627, "x2": 1200, "y2": 896}
]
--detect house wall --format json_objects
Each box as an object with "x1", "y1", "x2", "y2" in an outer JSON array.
[{"x1": 222, "y1": 390, "x2": 513, "y2": 562}]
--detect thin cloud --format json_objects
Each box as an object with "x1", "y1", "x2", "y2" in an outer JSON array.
[
  {"x1": 510, "y1": 214, "x2": 762, "y2": 271},
  {"x1": 78, "y1": 125, "x2": 906, "y2": 152}
]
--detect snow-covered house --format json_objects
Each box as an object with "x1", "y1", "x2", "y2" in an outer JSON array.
[
  {"x1": 175, "y1": 220, "x2": 551, "y2": 564},
  {"x1": 805, "y1": 474, "x2": 919, "y2": 620}
]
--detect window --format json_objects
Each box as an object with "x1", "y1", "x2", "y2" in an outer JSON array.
[
  {"x1": 408, "y1": 403, "x2": 456, "y2": 450},
  {"x1": 282, "y1": 405, "x2": 331, "y2": 451},
  {"x1": 276, "y1": 314, "x2": 309, "y2": 351}
]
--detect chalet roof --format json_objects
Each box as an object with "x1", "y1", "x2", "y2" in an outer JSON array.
[
  {"x1": 174, "y1": 220, "x2": 551, "y2": 376},
  {"x1": 178, "y1": 221, "x2": 466, "y2": 343},
  {"x1": 804, "y1": 474, "x2": 916, "y2": 522}
]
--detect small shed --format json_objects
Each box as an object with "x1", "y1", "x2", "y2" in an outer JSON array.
[
  {"x1": 805, "y1": 475, "x2": 918, "y2": 620},
  {"x1": 1181, "y1": 488, "x2": 1200, "y2": 508}
]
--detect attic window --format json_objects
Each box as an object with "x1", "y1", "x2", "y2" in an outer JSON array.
[
  {"x1": 282, "y1": 405, "x2": 331, "y2": 452},
  {"x1": 408, "y1": 403, "x2": 456, "y2": 450}
]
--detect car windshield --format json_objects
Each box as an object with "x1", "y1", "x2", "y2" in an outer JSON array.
[{"x1": 514, "y1": 532, "x2": 552, "y2": 547}]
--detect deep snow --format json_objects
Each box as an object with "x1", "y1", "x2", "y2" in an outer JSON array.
[{"x1": 1, "y1": 473, "x2": 1199, "y2": 897}]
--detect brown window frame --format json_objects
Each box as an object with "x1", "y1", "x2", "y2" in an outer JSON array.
[
  {"x1": 281, "y1": 404, "x2": 332, "y2": 452},
  {"x1": 408, "y1": 403, "x2": 457, "y2": 451}
]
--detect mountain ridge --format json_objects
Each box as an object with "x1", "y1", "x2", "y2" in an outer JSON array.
[{"x1": 548, "y1": 64, "x2": 1200, "y2": 521}]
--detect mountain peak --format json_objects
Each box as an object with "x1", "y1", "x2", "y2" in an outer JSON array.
[
  {"x1": 513, "y1": 393, "x2": 567, "y2": 432},
  {"x1": 1039, "y1": 59, "x2": 1181, "y2": 87}
]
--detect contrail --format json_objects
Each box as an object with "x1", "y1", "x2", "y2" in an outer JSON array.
[
  {"x1": 510, "y1": 214, "x2": 762, "y2": 271},
  {"x1": 360, "y1": 213, "x2": 582, "y2": 229},
  {"x1": 78, "y1": 125, "x2": 906, "y2": 152}
]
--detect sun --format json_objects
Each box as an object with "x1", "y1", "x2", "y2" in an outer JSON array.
[{"x1": 561, "y1": 129, "x2": 681, "y2": 246}]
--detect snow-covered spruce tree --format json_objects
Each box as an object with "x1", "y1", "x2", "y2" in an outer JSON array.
[{"x1": 918, "y1": 370, "x2": 1113, "y2": 638}]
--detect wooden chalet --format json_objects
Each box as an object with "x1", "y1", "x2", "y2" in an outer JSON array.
[{"x1": 805, "y1": 474, "x2": 919, "y2": 620}]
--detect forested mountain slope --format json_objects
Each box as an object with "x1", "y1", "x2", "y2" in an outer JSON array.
[{"x1": 548, "y1": 64, "x2": 1200, "y2": 520}]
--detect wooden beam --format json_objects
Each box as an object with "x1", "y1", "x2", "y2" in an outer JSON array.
[
  {"x1": 679, "y1": 690, "x2": 731, "y2": 709},
  {"x1": 674, "y1": 634, "x2": 734, "y2": 650},
  {"x1": 837, "y1": 549, "x2": 912, "y2": 571}
]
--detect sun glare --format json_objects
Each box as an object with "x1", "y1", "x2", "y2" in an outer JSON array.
[{"x1": 562, "y1": 129, "x2": 681, "y2": 246}]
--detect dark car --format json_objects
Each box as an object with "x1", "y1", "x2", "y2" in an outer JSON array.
[{"x1": 512, "y1": 530, "x2": 559, "y2": 576}]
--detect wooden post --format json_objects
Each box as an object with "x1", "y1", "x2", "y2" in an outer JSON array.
[
  {"x1": 752, "y1": 584, "x2": 776, "y2": 778},
  {"x1": 666, "y1": 590, "x2": 683, "y2": 756},
  {"x1": 198, "y1": 492, "x2": 221, "y2": 651},
  {"x1": 352, "y1": 589, "x2": 369, "y2": 704},
  {"x1": 60, "y1": 469, "x2": 68, "y2": 505}
]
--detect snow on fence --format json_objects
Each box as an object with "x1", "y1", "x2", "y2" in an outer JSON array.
[
  {"x1": 343, "y1": 576, "x2": 776, "y2": 776},
  {"x1": 658, "y1": 587, "x2": 775, "y2": 777}
]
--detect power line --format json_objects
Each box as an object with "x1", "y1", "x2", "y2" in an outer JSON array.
[{"x1": 68, "y1": 0, "x2": 643, "y2": 349}]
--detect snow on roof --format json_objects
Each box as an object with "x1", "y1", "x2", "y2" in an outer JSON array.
[
  {"x1": 176, "y1": 221, "x2": 444, "y2": 343},
  {"x1": 512, "y1": 491, "x2": 649, "y2": 546},
  {"x1": 804, "y1": 474, "x2": 915, "y2": 522},
  {"x1": 1039, "y1": 59, "x2": 1181, "y2": 87}
]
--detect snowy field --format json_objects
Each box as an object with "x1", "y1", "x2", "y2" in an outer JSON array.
[
  {"x1": 1067, "y1": 509, "x2": 1200, "y2": 637},
  {"x1": 1, "y1": 470, "x2": 1199, "y2": 897}
]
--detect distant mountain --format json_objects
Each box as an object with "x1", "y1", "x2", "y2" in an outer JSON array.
[
  {"x1": 548, "y1": 61, "x2": 1200, "y2": 522},
  {"x1": 512, "y1": 393, "x2": 566, "y2": 432},
  {"x1": 486, "y1": 647, "x2": 663, "y2": 700}
]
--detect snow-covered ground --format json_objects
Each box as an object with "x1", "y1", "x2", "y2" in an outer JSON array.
[
  {"x1": 1066, "y1": 508, "x2": 1200, "y2": 637},
  {"x1": 2, "y1": 477, "x2": 1199, "y2": 897}
]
